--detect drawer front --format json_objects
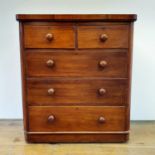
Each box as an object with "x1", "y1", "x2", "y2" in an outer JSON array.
[
  {"x1": 29, "y1": 106, "x2": 126, "y2": 132},
  {"x1": 78, "y1": 25, "x2": 129, "y2": 48},
  {"x1": 27, "y1": 79, "x2": 127, "y2": 106},
  {"x1": 24, "y1": 25, "x2": 75, "y2": 48},
  {"x1": 26, "y1": 50, "x2": 128, "y2": 78}
]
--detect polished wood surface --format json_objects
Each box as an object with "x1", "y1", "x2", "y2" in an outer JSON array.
[
  {"x1": 19, "y1": 22, "x2": 28, "y2": 132},
  {"x1": 24, "y1": 25, "x2": 75, "y2": 48},
  {"x1": 17, "y1": 14, "x2": 136, "y2": 143},
  {"x1": 26, "y1": 50, "x2": 128, "y2": 78},
  {"x1": 29, "y1": 106, "x2": 126, "y2": 132},
  {"x1": 16, "y1": 14, "x2": 137, "y2": 22},
  {"x1": 27, "y1": 79, "x2": 127, "y2": 106},
  {"x1": 78, "y1": 25, "x2": 129, "y2": 48}
]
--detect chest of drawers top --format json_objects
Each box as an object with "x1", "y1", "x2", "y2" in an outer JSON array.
[
  {"x1": 17, "y1": 14, "x2": 136, "y2": 49},
  {"x1": 16, "y1": 14, "x2": 137, "y2": 21},
  {"x1": 16, "y1": 14, "x2": 137, "y2": 143}
]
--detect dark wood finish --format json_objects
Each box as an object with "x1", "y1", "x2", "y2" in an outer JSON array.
[
  {"x1": 26, "y1": 50, "x2": 128, "y2": 78},
  {"x1": 24, "y1": 25, "x2": 75, "y2": 48},
  {"x1": 125, "y1": 22, "x2": 134, "y2": 131},
  {"x1": 29, "y1": 106, "x2": 126, "y2": 132},
  {"x1": 19, "y1": 22, "x2": 29, "y2": 132},
  {"x1": 27, "y1": 79, "x2": 127, "y2": 106},
  {"x1": 78, "y1": 25, "x2": 129, "y2": 48},
  {"x1": 16, "y1": 14, "x2": 137, "y2": 22},
  {"x1": 17, "y1": 14, "x2": 136, "y2": 143},
  {"x1": 26, "y1": 133, "x2": 129, "y2": 143}
]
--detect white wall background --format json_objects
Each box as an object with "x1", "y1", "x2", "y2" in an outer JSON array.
[{"x1": 0, "y1": 0, "x2": 155, "y2": 120}]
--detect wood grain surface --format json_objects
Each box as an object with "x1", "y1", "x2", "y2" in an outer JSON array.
[
  {"x1": 24, "y1": 25, "x2": 75, "y2": 48},
  {"x1": 27, "y1": 79, "x2": 127, "y2": 106},
  {"x1": 78, "y1": 25, "x2": 129, "y2": 48},
  {"x1": 16, "y1": 14, "x2": 137, "y2": 22},
  {"x1": 17, "y1": 14, "x2": 136, "y2": 143},
  {"x1": 26, "y1": 50, "x2": 128, "y2": 78},
  {"x1": 28, "y1": 106, "x2": 126, "y2": 132}
]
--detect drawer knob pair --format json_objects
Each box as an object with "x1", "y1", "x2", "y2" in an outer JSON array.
[
  {"x1": 48, "y1": 88, "x2": 106, "y2": 95},
  {"x1": 48, "y1": 115, "x2": 55, "y2": 123},
  {"x1": 46, "y1": 33, "x2": 108, "y2": 42},
  {"x1": 48, "y1": 88, "x2": 55, "y2": 95},
  {"x1": 46, "y1": 59, "x2": 107, "y2": 68},
  {"x1": 47, "y1": 115, "x2": 105, "y2": 124},
  {"x1": 46, "y1": 59, "x2": 55, "y2": 67},
  {"x1": 46, "y1": 33, "x2": 54, "y2": 41},
  {"x1": 99, "y1": 60, "x2": 107, "y2": 68},
  {"x1": 100, "y1": 34, "x2": 108, "y2": 42}
]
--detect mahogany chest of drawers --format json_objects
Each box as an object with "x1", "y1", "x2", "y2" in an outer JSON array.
[{"x1": 16, "y1": 14, "x2": 137, "y2": 143}]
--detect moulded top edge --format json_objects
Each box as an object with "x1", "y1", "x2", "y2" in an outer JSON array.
[{"x1": 16, "y1": 14, "x2": 137, "y2": 22}]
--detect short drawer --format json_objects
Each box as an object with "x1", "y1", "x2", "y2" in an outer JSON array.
[
  {"x1": 27, "y1": 79, "x2": 127, "y2": 106},
  {"x1": 24, "y1": 25, "x2": 75, "y2": 48},
  {"x1": 26, "y1": 50, "x2": 128, "y2": 78},
  {"x1": 78, "y1": 25, "x2": 129, "y2": 48},
  {"x1": 28, "y1": 106, "x2": 126, "y2": 132}
]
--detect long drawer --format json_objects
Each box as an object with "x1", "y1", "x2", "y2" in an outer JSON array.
[
  {"x1": 27, "y1": 79, "x2": 127, "y2": 106},
  {"x1": 26, "y1": 50, "x2": 128, "y2": 78},
  {"x1": 28, "y1": 106, "x2": 126, "y2": 132}
]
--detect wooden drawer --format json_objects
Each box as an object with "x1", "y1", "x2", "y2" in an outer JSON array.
[
  {"x1": 29, "y1": 106, "x2": 126, "y2": 132},
  {"x1": 24, "y1": 25, "x2": 75, "y2": 48},
  {"x1": 26, "y1": 50, "x2": 128, "y2": 78},
  {"x1": 27, "y1": 79, "x2": 127, "y2": 106},
  {"x1": 78, "y1": 25, "x2": 129, "y2": 48}
]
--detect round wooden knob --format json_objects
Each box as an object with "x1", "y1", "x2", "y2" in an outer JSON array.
[
  {"x1": 48, "y1": 88, "x2": 55, "y2": 95},
  {"x1": 98, "y1": 88, "x2": 106, "y2": 95},
  {"x1": 99, "y1": 60, "x2": 107, "y2": 68},
  {"x1": 46, "y1": 59, "x2": 54, "y2": 67},
  {"x1": 100, "y1": 34, "x2": 108, "y2": 42},
  {"x1": 46, "y1": 33, "x2": 53, "y2": 41},
  {"x1": 98, "y1": 116, "x2": 106, "y2": 123},
  {"x1": 48, "y1": 115, "x2": 55, "y2": 123}
]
